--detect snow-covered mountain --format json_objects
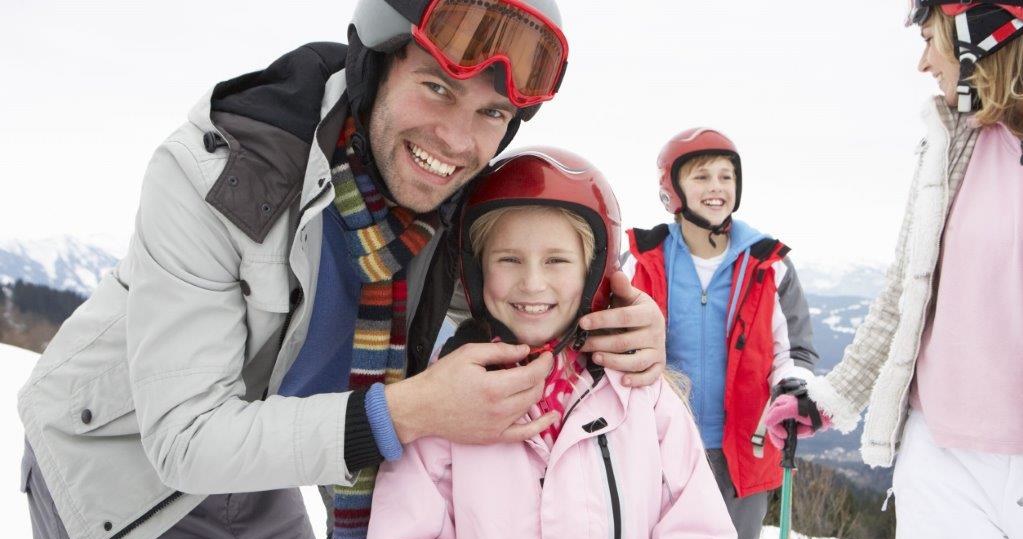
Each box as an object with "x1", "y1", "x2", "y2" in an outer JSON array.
[
  {"x1": 798, "y1": 261, "x2": 887, "y2": 298},
  {"x1": 0, "y1": 236, "x2": 122, "y2": 296}
]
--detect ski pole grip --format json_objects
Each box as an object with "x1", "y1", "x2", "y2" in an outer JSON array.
[{"x1": 780, "y1": 419, "x2": 798, "y2": 469}]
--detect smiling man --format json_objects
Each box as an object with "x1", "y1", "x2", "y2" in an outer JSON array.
[{"x1": 18, "y1": 1, "x2": 668, "y2": 539}]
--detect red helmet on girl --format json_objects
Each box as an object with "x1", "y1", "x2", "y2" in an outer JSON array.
[{"x1": 458, "y1": 147, "x2": 622, "y2": 335}]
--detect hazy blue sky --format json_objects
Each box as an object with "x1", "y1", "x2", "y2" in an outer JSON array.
[{"x1": 2, "y1": 1, "x2": 935, "y2": 265}]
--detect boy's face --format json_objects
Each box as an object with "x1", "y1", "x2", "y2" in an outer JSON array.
[
  {"x1": 918, "y1": 18, "x2": 960, "y2": 107},
  {"x1": 481, "y1": 208, "x2": 586, "y2": 347},
  {"x1": 678, "y1": 157, "x2": 736, "y2": 227},
  {"x1": 369, "y1": 45, "x2": 518, "y2": 213}
]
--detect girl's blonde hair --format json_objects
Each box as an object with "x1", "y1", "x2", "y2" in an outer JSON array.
[
  {"x1": 468, "y1": 205, "x2": 596, "y2": 269},
  {"x1": 930, "y1": 10, "x2": 1023, "y2": 137}
]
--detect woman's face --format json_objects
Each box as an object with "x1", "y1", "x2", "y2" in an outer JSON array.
[
  {"x1": 918, "y1": 18, "x2": 960, "y2": 107},
  {"x1": 678, "y1": 157, "x2": 736, "y2": 227},
  {"x1": 481, "y1": 209, "x2": 586, "y2": 347}
]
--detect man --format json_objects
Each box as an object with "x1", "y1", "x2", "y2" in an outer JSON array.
[{"x1": 18, "y1": 1, "x2": 668, "y2": 538}]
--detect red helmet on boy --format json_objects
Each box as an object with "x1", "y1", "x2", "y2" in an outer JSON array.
[
  {"x1": 459, "y1": 147, "x2": 622, "y2": 329},
  {"x1": 656, "y1": 128, "x2": 743, "y2": 215}
]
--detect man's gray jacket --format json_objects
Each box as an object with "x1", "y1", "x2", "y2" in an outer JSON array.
[{"x1": 17, "y1": 43, "x2": 457, "y2": 539}]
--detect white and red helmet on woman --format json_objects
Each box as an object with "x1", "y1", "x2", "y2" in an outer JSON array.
[{"x1": 906, "y1": 0, "x2": 1023, "y2": 112}]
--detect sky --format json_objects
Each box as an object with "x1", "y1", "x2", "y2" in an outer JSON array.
[{"x1": 1, "y1": 0, "x2": 935, "y2": 266}]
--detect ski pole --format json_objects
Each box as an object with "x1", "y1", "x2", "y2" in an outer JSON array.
[{"x1": 778, "y1": 419, "x2": 798, "y2": 539}]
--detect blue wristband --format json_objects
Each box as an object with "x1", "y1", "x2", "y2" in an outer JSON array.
[{"x1": 365, "y1": 383, "x2": 404, "y2": 461}]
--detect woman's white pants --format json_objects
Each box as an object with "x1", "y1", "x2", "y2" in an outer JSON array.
[{"x1": 893, "y1": 411, "x2": 1023, "y2": 538}]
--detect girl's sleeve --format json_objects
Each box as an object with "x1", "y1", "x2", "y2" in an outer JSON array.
[
  {"x1": 651, "y1": 381, "x2": 738, "y2": 539},
  {"x1": 367, "y1": 436, "x2": 455, "y2": 539}
]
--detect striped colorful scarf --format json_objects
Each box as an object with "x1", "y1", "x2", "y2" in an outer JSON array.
[{"x1": 330, "y1": 119, "x2": 439, "y2": 538}]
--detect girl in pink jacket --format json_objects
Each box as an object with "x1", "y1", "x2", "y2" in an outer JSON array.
[{"x1": 368, "y1": 147, "x2": 736, "y2": 539}]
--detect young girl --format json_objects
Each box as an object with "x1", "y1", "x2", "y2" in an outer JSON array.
[
  {"x1": 772, "y1": 2, "x2": 1023, "y2": 536},
  {"x1": 625, "y1": 129, "x2": 825, "y2": 539},
  {"x1": 367, "y1": 147, "x2": 736, "y2": 538}
]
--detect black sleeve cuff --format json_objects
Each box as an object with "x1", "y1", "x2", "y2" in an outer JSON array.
[{"x1": 344, "y1": 388, "x2": 384, "y2": 472}]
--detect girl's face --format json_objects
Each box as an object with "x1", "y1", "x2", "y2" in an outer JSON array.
[
  {"x1": 481, "y1": 209, "x2": 586, "y2": 347},
  {"x1": 918, "y1": 18, "x2": 960, "y2": 107},
  {"x1": 678, "y1": 157, "x2": 736, "y2": 227}
]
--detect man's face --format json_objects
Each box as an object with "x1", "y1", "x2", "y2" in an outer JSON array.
[
  {"x1": 369, "y1": 45, "x2": 517, "y2": 213},
  {"x1": 919, "y1": 18, "x2": 960, "y2": 107}
]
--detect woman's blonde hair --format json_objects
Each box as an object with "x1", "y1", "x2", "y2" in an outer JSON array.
[
  {"x1": 930, "y1": 10, "x2": 1023, "y2": 137},
  {"x1": 468, "y1": 205, "x2": 596, "y2": 269}
]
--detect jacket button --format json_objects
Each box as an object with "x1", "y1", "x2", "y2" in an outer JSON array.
[
  {"x1": 317, "y1": 177, "x2": 326, "y2": 187},
  {"x1": 415, "y1": 344, "x2": 424, "y2": 355},
  {"x1": 81, "y1": 409, "x2": 92, "y2": 425},
  {"x1": 103, "y1": 521, "x2": 112, "y2": 531},
  {"x1": 260, "y1": 202, "x2": 272, "y2": 215},
  {"x1": 202, "y1": 131, "x2": 226, "y2": 153},
  {"x1": 227, "y1": 176, "x2": 239, "y2": 187},
  {"x1": 239, "y1": 280, "x2": 251, "y2": 296}
]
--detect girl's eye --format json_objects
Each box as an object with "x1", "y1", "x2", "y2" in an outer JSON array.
[
  {"x1": 547, "y1": 257, "x2": 571, "y2": 264},
  {"x1": 498, "y1": 256, "x2": 519, "y2": 264}
]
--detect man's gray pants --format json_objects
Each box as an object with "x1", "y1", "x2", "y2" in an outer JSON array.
[
  {"x1": 706, "y1": 448, "x2": 771, "y2": 539},
  {"x1": 22, "y1": 441, "x2": 317, "y2": 539}
]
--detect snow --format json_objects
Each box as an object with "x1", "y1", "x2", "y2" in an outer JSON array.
[
  {"x1": 2, "y1": 344, "x2": 326, "y2": 534},
  {"x1": 760, "y1": 526, "x2": 836, "y2": 539}
]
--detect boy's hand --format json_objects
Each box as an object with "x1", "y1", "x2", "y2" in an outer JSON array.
[
  {"x1": 385, "y1": 343, "x2": 557, "y2": 445},
  {"x1": 578, "y1": 271, "x2": 666, "y2": 387}
]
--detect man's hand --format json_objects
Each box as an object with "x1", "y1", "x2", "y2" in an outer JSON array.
[
  {"x1": 578, "y1": 271, "x2": 666, "y2": 387},
  {"x1": 384, "y1": 342, "x2": 557, "y2": 445}
]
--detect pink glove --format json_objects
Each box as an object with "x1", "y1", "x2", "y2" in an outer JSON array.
[{"x1": 764, "y1": 394, "x2": 833, "y2": 450}]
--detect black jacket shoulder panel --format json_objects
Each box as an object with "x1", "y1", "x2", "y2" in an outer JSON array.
[
  {"x1": 212, "y1": 42, "x2": 348, "y2": 142},
  {"x1": 631, "y1": 224, "x2": 671, "y2": 253}
]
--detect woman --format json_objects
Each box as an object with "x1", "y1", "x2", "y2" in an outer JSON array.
[{"x1": 767, "y1": 2, "x2": 1023, "y2": 536}]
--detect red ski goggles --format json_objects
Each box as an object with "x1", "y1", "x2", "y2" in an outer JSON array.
[{"x1": 411, "y1": 0, "x2": 569, "y2": 109}]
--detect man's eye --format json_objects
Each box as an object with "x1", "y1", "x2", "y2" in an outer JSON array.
[
  {"x1": 482, "y1": 108, "x2": 507, "y2": 121},
  {"x1": 425, "y1": 82, "x2": 449, "y2": 96}
]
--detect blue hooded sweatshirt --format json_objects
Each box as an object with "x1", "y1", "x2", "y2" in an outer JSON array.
[{"x1": 664, "y1": 219, "x2": 767, "y2": 449}]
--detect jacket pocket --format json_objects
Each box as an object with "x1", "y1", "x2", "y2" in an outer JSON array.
[
  {"x1": 239, "y1": 257, "x2": 291, "y2": 313},
  {"x1": 69, "y1": 361, "x2": 138, "y2": 436}
]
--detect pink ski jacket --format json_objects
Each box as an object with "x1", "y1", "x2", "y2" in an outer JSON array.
[{"x1": 368, "y1": 368, "x2": 737, "y2": 538}]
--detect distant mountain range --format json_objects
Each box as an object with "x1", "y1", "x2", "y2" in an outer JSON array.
[{"x1": 0, "y1": 236, "x2": 121, "y2": 297}]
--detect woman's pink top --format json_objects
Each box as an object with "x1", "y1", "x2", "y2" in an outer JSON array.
[{"x1": 912, "y1": 122, "x2": 1023, "y2": 454}]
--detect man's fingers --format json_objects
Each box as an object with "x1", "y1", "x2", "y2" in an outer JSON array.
[
  {"x1": 580, "y1": 329, "x2": 650, "y2": 355},
  {"x1": 486, "y1": 352, "x2": 552, "y2": 397},
  {"x1": 452, "y1": 342, "x2": 530, "y2": 367},
  {"x1": 498, "y1": 412, "x2": 559, "y2": 443},
  {"x1": 591, "y1": 348, "x2": 660, "y2": 376},
  {"x1": 608, "y1": 271, "x2": 641, "y2": 306},
  {"x1": 579, "y1": 303, "x2": 645, "y2": 332}
]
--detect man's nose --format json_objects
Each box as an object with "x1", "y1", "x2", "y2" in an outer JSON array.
[{"x1": 435, "y1": 111, "x2": 475, "y2": 157}]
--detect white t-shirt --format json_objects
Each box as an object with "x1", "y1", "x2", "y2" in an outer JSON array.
[{"x1": 692, "y1": 249, "x2": 726, "y2": 290}]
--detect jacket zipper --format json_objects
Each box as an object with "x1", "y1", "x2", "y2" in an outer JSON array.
[
  {"x1": 596, "y1": 434, "x2": 621, "y2": 539},
  {"x1": 109, "y1": 491, "x2": 183, "y2": 539}
]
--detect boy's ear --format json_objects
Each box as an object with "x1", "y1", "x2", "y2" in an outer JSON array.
[{"x1": 438, "y1": 319, "x2": 493, "y2": 358}]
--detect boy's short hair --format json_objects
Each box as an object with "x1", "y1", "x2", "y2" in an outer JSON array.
[
  {"x1": 468, "y1": 205, "x2": 595, "y2": 270},
  {"x1": 674, "y1": 154, "x2": 737, "y2": 185}
]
